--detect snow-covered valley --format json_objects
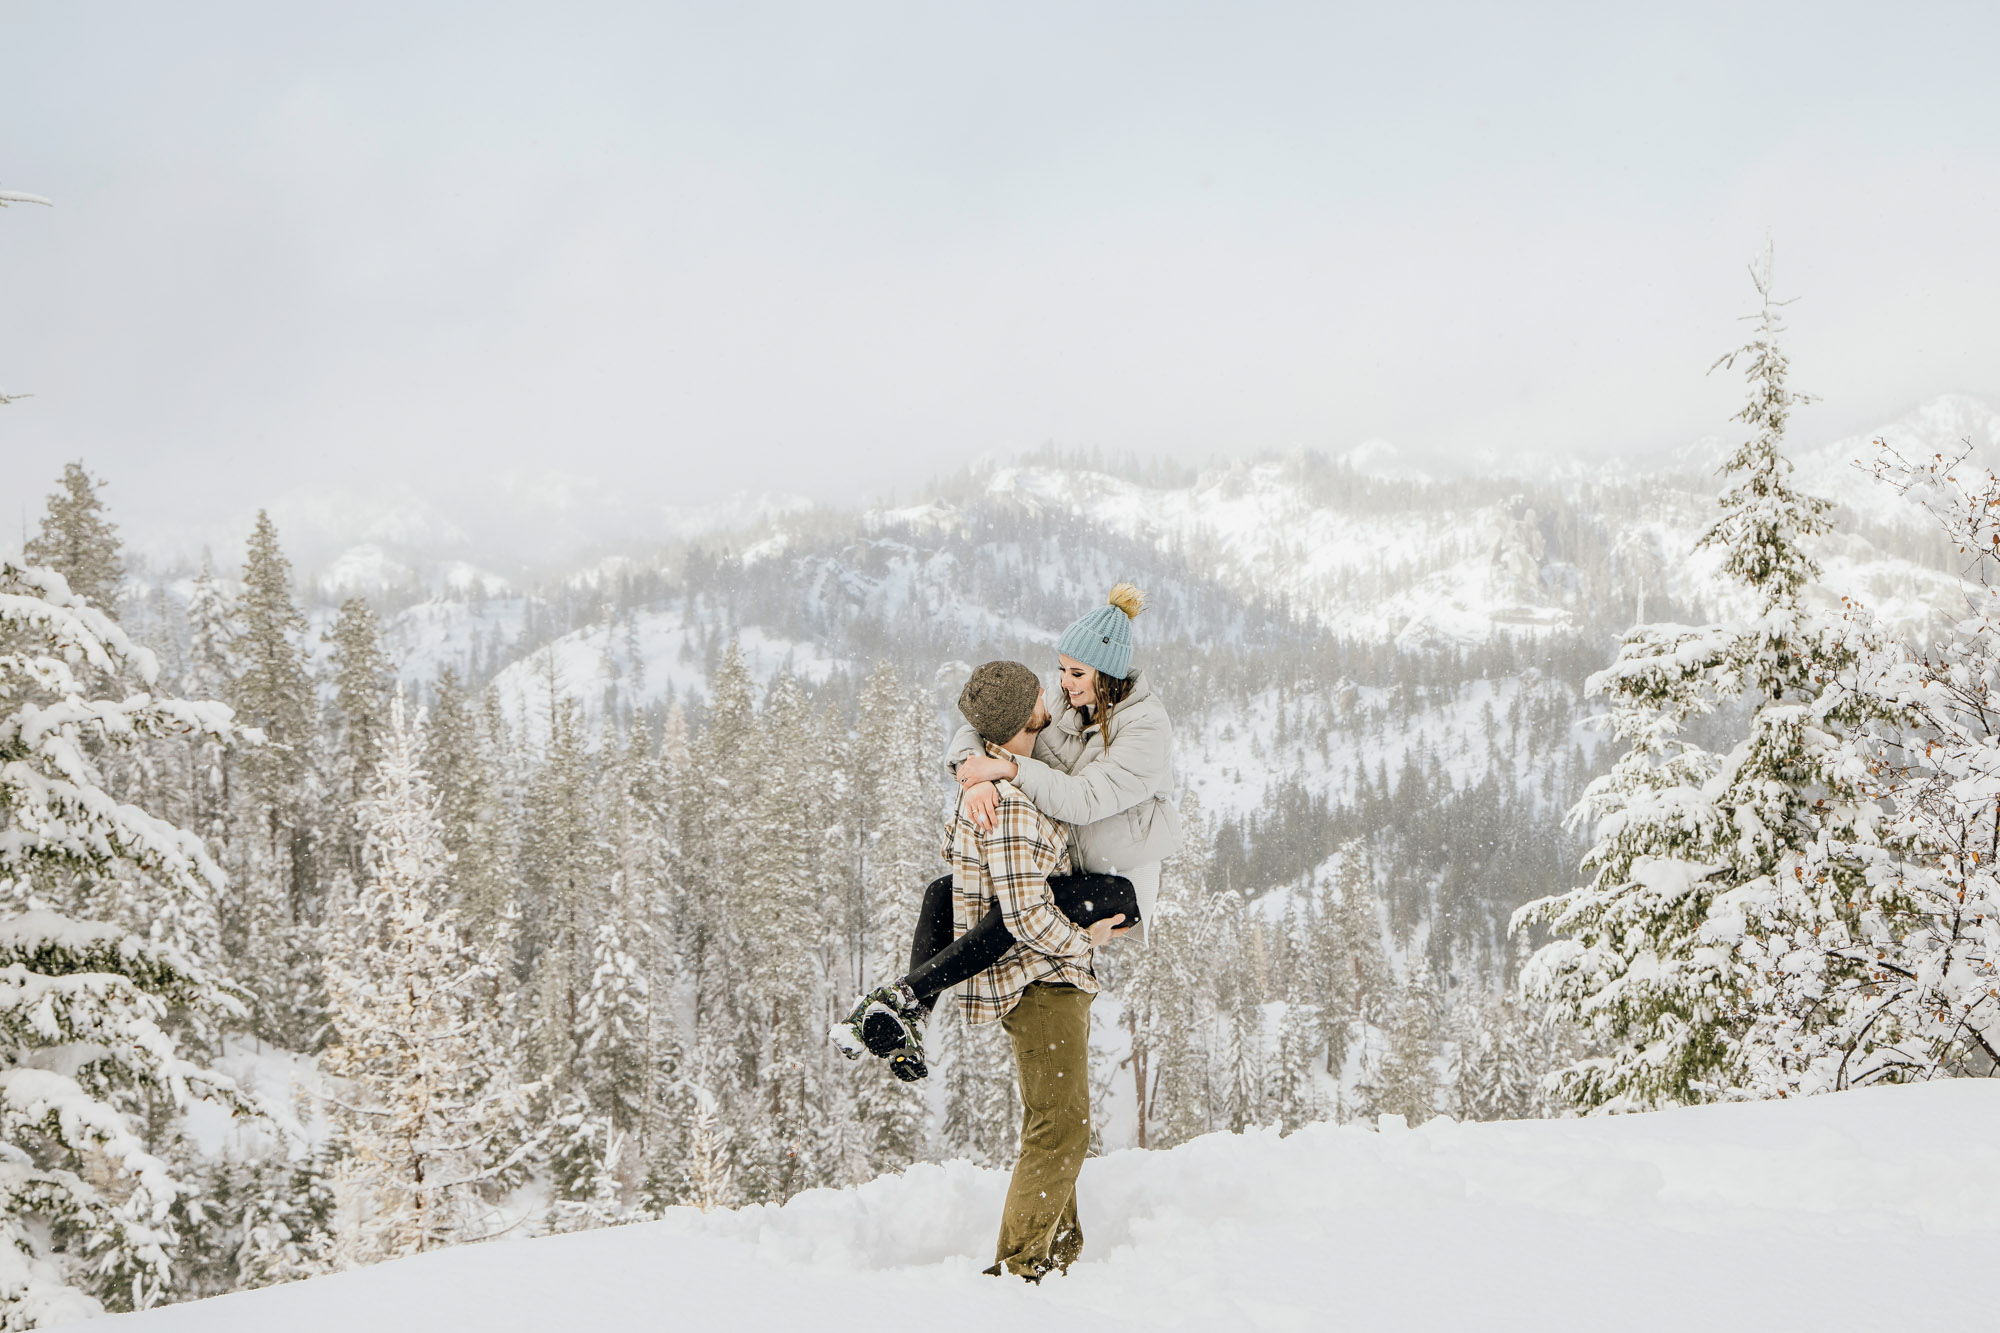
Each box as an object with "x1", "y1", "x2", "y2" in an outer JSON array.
[{"x1": 110, "y1": 1080, "x2": 1999, "y2": 1332}]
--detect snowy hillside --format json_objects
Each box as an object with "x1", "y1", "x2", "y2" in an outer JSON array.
[
  {"x1": 97, "y1": 394, "x2": 1997, "y2": 979},
  {"x1": 971, "y1": 396, "x2": 1986, "y2": 647},
  {"x1": 110, "y1": 1082, "x2": 2000, "y2": 1333}
]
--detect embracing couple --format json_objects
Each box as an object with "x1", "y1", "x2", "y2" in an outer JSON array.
[{"x1": 830, "y1": 582, "x2": 1181, "y2": 1282}]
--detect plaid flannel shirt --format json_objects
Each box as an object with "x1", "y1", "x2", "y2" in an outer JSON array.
[{"x1": 944, "y1": 742, "x2": 1097, "y2": 1024}]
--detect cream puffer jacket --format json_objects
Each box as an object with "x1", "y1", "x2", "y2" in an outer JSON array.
[{"x1": 947, "y1": 667, "x2": 1182, "y2": 874}]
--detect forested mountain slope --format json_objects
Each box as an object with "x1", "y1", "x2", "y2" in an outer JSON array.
[
  {"x1": 182, "y1": 395, "x2": 1980, "y2": 972},
  {"x1": 24, "y1": 391, "x2": 1985, "y2": 1318}
]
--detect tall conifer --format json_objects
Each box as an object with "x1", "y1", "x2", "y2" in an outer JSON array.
[
  {"x1": 23, "y1": 462, "x2": 123, "y2": 616},
  {"x1": 1516, "y1": 247, "x2": 1876, "y2": 1110}
]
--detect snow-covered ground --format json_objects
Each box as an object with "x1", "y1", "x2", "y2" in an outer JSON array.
[{"x1": 113, "y1": 1081, "x2": 1998, "y2": 1332}]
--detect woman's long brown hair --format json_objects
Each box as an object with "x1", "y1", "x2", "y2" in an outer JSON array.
[{"x1": 1091, "y1": 670, "x2": 1135, "y2": 750}]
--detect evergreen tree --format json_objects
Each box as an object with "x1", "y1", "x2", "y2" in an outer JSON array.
[
  {"x1": 1270, "y1": 895, "x2": 1322, "y2": 1133},
  {"x1": 1134, "y1": 793, "x2": 1218, "y2": 1148},
  {"x1": 233, "y1": 1149, "x2": 337, "y2": 1289},
  {"x1": 426, "y1": 668, "x2": 512, "y2": 941},
  {"x1": 543, "y1": 1093, "x2": 625, "y2": 1233},
  {"x1": 322, "y1": 597, "x2": 392, "y2": 887},
  {"x1": 684, "y1": 643, "x2": 756, "y2": 1037},
  {"x1": 518, "y1": 694, "x2": 604, "y2": 1086},
  {"x1": 1217, "y1": 891, "x2": 1266, "y2": 1132},
  {"x1": 579, "y1": 911, "x2": 650, "y2": 1154},
  {"x1": 322, "y1": 696, "x2": 514, "y2": 1263},
  {"x1": 227, "y1": 512, "x2": 324, "y2": 1047},
  {"x1": 853, "y1": 662, "x2": 935, "y2": 990},
  {"x1": 735, "y1": 673, "x2": 834, "y2": 1201},
  {"x1": 1363, "y1": 959, "x2": 1442, "y2": 1124},
  {"x1": 936, "y1": 1006, "x2": 1016, "y2": 1168},
  {"x1": 838, "y1": 665, "x2": 934, "y2": 1175},
  {"x1": 0, "y1": 560, "x2": 260, "y2": 1323},
  {"x1": 1315, "y1": 840, "x2": 1390, "y2": 1079},
  {"x1": 184, "y1": 554, "x2": 236, "y2": 702},
  {"x1": 22, "y1": 462, "x2": 123, "y2": 616},
  {"x1": 1447, "y1": 993, "x2": 1505, "y2": 1122},
  {"x1": 169, "y1": 1146, "x2": 335, "y2": 1298},
  {"x1": 1749, "y1": 443, "x2": 2000, "y2": 1090},
  {"x1": 181, "y1": 556, "x2": 236, "y2": 865},
  {"x1": 591, "y1": 721, "x2": 680, "y2": 1191},
  {"x1": 1515, "y1": 249, "x2": 1876, "y2": 1111}
]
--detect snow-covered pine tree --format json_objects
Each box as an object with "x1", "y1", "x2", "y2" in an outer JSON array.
[
  {"x1": 517, "y1": 694, "x2": 604, "y2": 1087},
  {"x1": 735, "y1": 674, "x2": 834, "y2": 1201},
  {"x1": 594, "y1": 720, "x2": 678, "y2": 1190},
  {"x1": 803, "y1": 700, "x2": 868, "y2": 1185},
  {"x1": 680, "y1": 1083, "x2": 736, "y2": 1214},
  {"x1": 672, "y1": 647, "x2": 759, "y2": 1191},
  {"x1": 1270, "y1": 894, "x2": 1323, "y2": 1133},
  {"x1": 683, "y1": 643, "x2": 756, "y2": 1041},
  {"x1": 227, "y1": 512, "x2": 324, "y2": 1047},
  {"x1": 542, "y1": 1092, "x2": 624, "y2": 1234},
  {"x1": 662, "y1": 1033, "x2": 744, "y2": 1210},
  {"x1": 846, "y1": 665, "x2": 930, "y2": 1174},
  {"x1": 322, "y1": 695, "x2": 515, "y2": 1263},
  {"x1": 578, "y1": 909, "x2": 649, "y2": 1176},
  {"x1": 0, "y1": 560, "x2": 261, "y2": 1322},
  {"x1": 1361, "y1": 958, "x2": 1442, "y2": 1125},
  {"x1": 322, "y1": 597, "x2": 392, "y2": 889},
  {"x1": 1446, "y1": 993, "x2": 1503, "y2": 1122},
  {"x1": 180, "y1": 556, "x2": 236, "y2": 865},
  {"x1": 1514, "y1": 247, "x2": 1877, "y2": 1111},
  {"x1": 231, "y1": 1148, "x2": 337, "y2": 1289},
  {"x1": 936, "y1": 1005, "x2": 1017, "y2": 1168},
  {"x1": 1745, "y1": 442, "x2": 2000, "y2": 1089},
  {"x1": 1504, "y1": 989, "x2": 1584, "y2": 1119},
  {"x1": 1216, "y1": 890, "x2": 1266, "y2": 1132},
  {"x1": 22, "y1": 463, "x2": 124, "y2": 618},
  {"x1": 1134, "y1": 792, "x2": 1218, "y2": 1148},
  {"x1": 634, "y1": 704, "x2": 696, "y2": 1199},
  {"x1": 168, "y1": 1145, "x2": 335, "y2": 1298},
  {"x1": 1314, "y1": 840, "x2": 1390, "y2": 1081},
  {"x1": 853, "y1": 661, "x2": 935, "y2": 990},
  {"x1": 425, "y1": 668, "x2": 512, "y2": 942},
  {"x1": 184, "y1": 556, "x2": 235, "y2": 703}
]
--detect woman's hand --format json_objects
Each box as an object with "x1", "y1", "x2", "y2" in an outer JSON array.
[
  {"x1": 1087, "y1": 914, "x2": 1128, "y2": 948},
  {"x1": 956, "y1": 754, "x2": 1018, "y2": 788},
  {"x1": 962, "y1": 780, "x2": 1000, "y2": 831}
]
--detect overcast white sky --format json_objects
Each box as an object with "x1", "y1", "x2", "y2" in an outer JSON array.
[{"x1": 4, "y1": 2, "x2": 1999, "y2": 556}]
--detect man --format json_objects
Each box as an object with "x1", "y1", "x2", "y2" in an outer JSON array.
[
  {"x1": 832, "y1": 661, "x2": 1126, "y2": 1274},
  {"x1": 835, "y1": 667, "x2": 1143, "y2": 1045},
  {"x1": 943, "y1": 660, "x2": 1125, "y2": 1280},
  {"x1": 830, "y1": 661, "x2": 1127, "y2": 1274}
]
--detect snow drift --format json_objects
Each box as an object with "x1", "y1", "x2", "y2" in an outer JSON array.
[{"x1": 109, "y1": 1081, "x2": 1997, "y2": 1332}]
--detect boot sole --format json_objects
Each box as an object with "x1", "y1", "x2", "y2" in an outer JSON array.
[{"x1": 861, "y1": 1008, "x2": 910, "y2": 1058}]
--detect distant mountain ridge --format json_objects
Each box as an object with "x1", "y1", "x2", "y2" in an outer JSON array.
[{"x1": 89, "y1": 393, "x2": 1997, "y2": 977}]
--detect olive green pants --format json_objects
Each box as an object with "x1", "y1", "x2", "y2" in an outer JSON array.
[{"x1": 992, "y1": 982, "x2": 1094, "y2": 1278}]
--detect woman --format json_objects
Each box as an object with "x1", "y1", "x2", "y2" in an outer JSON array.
[
  {"x1": 832, "y1": 583, "x2": 1181, "y2": 1079},
  {"x1": 949, "y1": 582, "x2": 1181, "y2": 935}
]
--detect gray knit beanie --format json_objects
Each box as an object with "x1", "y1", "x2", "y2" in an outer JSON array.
[{"x1": 958, "y1": 660, "x2": 1041, "y2": 747}]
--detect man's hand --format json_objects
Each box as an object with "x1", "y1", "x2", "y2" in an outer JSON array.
[
  {"x1": 956, "y1": 754, "x2": 1017, "y2": 788},
  {"x1": 1087, "y1": 913, "x2": 1128, "y2": 949},
  {"x1": 963, "y1": 780, "x2": 999, "y2": 831}
]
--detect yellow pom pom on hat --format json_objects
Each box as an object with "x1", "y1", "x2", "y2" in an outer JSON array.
[{"x1": 1055, "y1": 583, "x2": 1144, "y2": 679}]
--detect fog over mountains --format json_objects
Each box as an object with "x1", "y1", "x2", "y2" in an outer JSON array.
[{"x1": 99, "y1": 393, "x2": 1997, "y2": 985}]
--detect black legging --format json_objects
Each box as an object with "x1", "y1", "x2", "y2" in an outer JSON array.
[{"x1": 900, "y1": 872, "x2": 1140, "y2": 1012}]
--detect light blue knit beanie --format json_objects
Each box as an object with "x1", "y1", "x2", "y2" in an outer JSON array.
[{"x1": 1055, "y1": 584, "x2": 1144, "y2": 679}]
